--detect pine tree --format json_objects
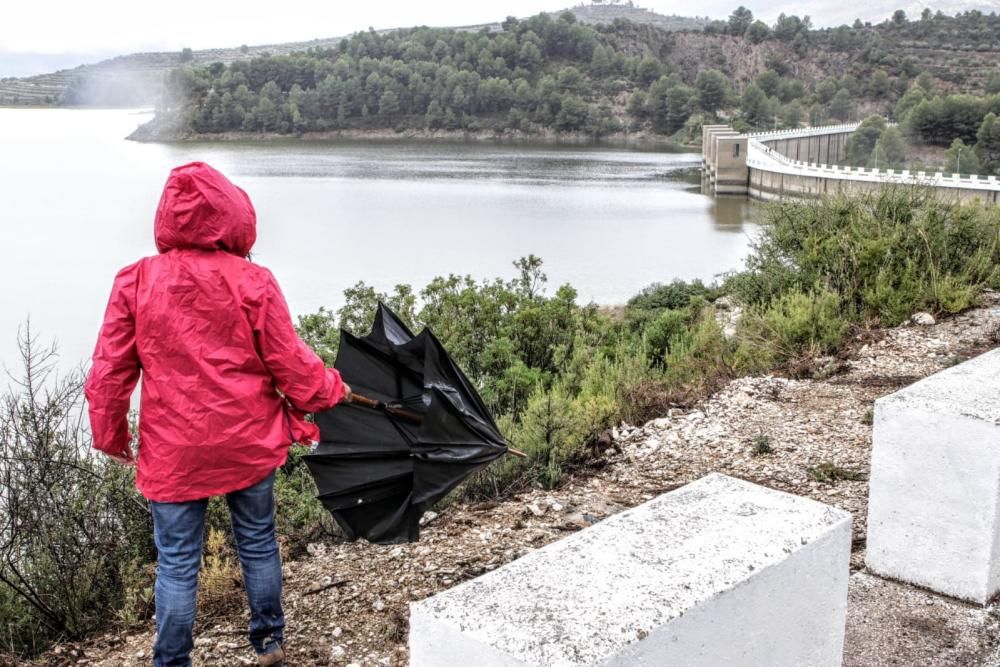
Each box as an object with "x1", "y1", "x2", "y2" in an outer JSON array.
[
  {"x1": 695, "y1": 69, "x2": 729, "y2": 114},
  {"x1": 378, "y1": 90, "x2": 400, "y2": 116},
  {"x1": 976, "y1": 112, "x2": 1000, "y2": 174},
  {"x1": 946, "y1": 138, "x2": 981, "y2": 174}
]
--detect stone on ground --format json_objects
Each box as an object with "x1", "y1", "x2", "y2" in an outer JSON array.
[
  {"x1": 410, "y1": 473, "x2": 852, "y2": 666},
  {"x1": 866, "y1": 349, "x2": 1000, "y2": 604}
]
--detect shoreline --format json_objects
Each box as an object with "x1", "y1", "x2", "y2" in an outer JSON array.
[{"x1": 126, "y1": 119, "x2": 695, "y2": 149}]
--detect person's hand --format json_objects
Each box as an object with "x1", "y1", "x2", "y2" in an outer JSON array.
[
  {"x1": 341, "y1": 383, "x2": 353, "y2": 404},
  {"x1": 106, "y1": 449, "x2": 136, "y2": 467}
]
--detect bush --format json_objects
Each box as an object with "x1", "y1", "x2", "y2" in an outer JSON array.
[
  {"x1": 748, "y1": 287, "x2": 848, "y2": 360},
  {"x1": 273, "y1": 446, "x2": 337, "y2": 536},
  {"x1": 728, "y1": 188, "x2": 1000, "y2": 326},
  {"x1": 626, "y1": 278, "x2": 716, "y2": 313},
  {"x1": 0, "y1": 331, "x2": 154, "y2": 658}
]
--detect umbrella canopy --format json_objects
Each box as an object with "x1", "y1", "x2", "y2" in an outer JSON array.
[{"x1": 304, "y1": 304, "x2": 510, "y2": 543}]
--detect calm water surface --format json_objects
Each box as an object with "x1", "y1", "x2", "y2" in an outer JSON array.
[{"x1": 0, "y1": 108, "x2": 759, "y2": 371}]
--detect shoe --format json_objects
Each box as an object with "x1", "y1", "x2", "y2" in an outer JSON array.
[{"x1": 258, "y1": 646, "x2": 284, "y2": 666}]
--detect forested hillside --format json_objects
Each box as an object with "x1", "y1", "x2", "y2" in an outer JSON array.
[
  {"x1": 0, "y1": 3, "x2": 704, "y2": 107},
  {"x1": 131, "y1": 7, "x2": 1000, "y2": 145}
]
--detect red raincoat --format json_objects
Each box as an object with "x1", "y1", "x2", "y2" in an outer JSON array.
[{"x1": 85, "y1": 162, "x2": 345, "y2": 502}]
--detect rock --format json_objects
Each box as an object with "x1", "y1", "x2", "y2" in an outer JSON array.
[
  {"x1": 194, "y1": 637, "x2": 212, "y2": 647},
  {"x1": 332, "y1": 626, "x2": 343, "y2": 638},
  {"x1": 715, "y1": 300, "x2": 744, "y2": 339},
  {"x1": 911, "y1": 312, "x2": 936, "y2": 326},
  {"x1": 306, "y1": 542, "x2": 326, "y2": 557},
  {"x1": 715, "y1": 295, "x2": 736, "y2": 310},
  {"x1": 373, "y1": 599, "x2": 386, "y2": 611},
  {"x1": 595, "y1": 429, "x2": 615, "y2": 452},
  {"x1": 561, "y1": 513, "x2": 592, "y2": 530},
  {"x1": 527, "y1": 502, "x2": 545, "y2": 517},
  {"x1": 331, "y1": 644, "x2": 347, "y2": 659},
  {"x1": 419, "y1": 511, "x2": 439, "y2": 527}
]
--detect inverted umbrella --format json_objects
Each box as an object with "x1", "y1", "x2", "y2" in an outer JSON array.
[{"x1": 304, "y1": 304, "x2": 523, "y2": 544}]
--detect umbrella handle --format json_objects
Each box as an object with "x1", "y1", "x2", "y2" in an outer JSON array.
[
  {"x1": 346, "y1": 393, "x2": 528, "y2": 459},
  {"x1": 347, "y1": 392, "x2": 423, "y2": 425},
  {"x1": 347, "y1": 392, "x2": 382, "y2": 411}
]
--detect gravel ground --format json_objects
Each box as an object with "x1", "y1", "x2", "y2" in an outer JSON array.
[
  {"x1": 845, "y1": 573, "x2": 1000, "y2": 667},
  {"x1": 37, "y1": 292, "x2": 1000, "y2": 667}
]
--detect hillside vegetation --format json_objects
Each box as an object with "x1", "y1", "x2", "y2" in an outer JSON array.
[
  {"x1": 126, "y1": 7, "x2": 1000, "y2": 145},
  {"x1": 0, "y1": 3, "x2": 703, "y2": 108}
]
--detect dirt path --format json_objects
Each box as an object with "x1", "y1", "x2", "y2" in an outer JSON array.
[{"x1": 44, "y1": 293, "x2": 1000, "y2": 666}]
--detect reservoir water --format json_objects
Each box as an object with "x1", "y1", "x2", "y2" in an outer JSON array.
[{"x1": 0, "y1": 108, "x2": 759, "y2": 371}]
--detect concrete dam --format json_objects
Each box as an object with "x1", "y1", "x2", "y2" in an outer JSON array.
[{"x1": 702, "y1": 122, "x2": 1000, "y2": 204}]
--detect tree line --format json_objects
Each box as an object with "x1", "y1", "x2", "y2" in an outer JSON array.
[
  {"x1": 153, "y1": 6, "x2": 1000, "y2": 168},
  {"x1": 164, "y1": 13, "x2": 633, "y2": 136}
]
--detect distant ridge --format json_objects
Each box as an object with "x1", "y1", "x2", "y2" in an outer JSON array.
[{"x1": 0, "y1": 37, "x2": 345, "y2": 107}]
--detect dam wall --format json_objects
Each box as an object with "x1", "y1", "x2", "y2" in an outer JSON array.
[{"x1": 703, "y1": 123, "x2": 1000, "y2": 205}]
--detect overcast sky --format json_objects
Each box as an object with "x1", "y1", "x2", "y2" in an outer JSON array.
[
  {"x1": 3, "y1": 0, "x2": 998, "y2": 58},
  {"x1": 2, "y1": 1, "x2": 575, "y2": 54}
]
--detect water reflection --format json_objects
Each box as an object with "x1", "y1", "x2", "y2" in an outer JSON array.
[{"x1": 709, "y1": 196, "x2": 758, "y2": 232}]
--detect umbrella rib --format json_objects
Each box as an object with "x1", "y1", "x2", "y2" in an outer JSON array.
[{"x1": 348, "y1": 393, "x2": 526, "y2": 458}]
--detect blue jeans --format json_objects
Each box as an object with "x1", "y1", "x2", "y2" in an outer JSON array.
[{"x1": 150, "y1": 471, "x2": 284, "y2": 667}]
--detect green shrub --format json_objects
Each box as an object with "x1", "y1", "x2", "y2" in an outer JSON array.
[
  {"x1": 729, "y1": 188, "x2": 1000, "y2": 326},
  {"x1": 273, "y1": 446, "x2": 335, "y2": 536},
  {"x1": 751, "y1": 434, "x2": 774, "y2": 455},
  {"x1": 807, "y1": 462, "x2": 867, "y2": 482},
  {"x1": 626, "y1": 278, "x2": 716, "y2": 313},
  {"x1": 749, "y1": 287, "x2": 848, "y2": 360},
  {"x1": 0, "y1": 334, "x2": 154, "y2": 658},
  {"x1": 642, "y1": 308, "x2": 688, "y2": 364}
]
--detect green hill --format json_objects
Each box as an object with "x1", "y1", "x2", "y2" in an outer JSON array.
[
  {"x1": 123, "y1": 7, "x2": 1000, "y2": 148},
  {"x1": 0, "y1": 3, "x2": 707, "y2": 107}
]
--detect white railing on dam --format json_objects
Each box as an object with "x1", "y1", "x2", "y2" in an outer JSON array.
[
  {"x1": 745, "y1": 122, "x2": 862, "y2": 142},
  {"x1": 703, "y1": 122, "x2": 1000, "y2": 202},
  {"x1": 747, "y1": 138, "x2": 1000, "y2": 193}
]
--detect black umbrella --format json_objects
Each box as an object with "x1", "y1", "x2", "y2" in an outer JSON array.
[{"x1": 304, "y1": 304, "x2": 524, "y2": 544}]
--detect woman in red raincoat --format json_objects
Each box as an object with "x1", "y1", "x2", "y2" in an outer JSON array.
[{"x1": 85, "y1": 161, "x2": 348, "y2": 667}]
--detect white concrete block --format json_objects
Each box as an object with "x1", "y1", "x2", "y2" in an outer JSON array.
[
  {"x1": 866, "y1": 348, "x2": 1000, "y2": 604},
  {"x1": 410, "y1": 473, "x2": 852, "y2": 666}
]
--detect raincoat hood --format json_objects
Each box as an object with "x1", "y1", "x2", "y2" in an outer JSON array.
[{"x1": 154, "y1": 161, "x2": 257, "y2": 256}]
